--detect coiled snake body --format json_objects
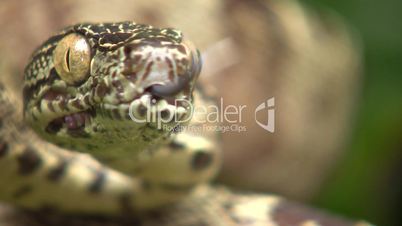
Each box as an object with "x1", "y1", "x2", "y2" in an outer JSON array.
[{"x1": 0, "y1": 8, "x2": 371, "y2": 226}]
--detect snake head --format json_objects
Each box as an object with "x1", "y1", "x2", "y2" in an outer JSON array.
[{"x1": 23, "y1": 22, "x2": 201, "y2": 152}]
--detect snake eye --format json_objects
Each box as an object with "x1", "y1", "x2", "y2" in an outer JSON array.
[{"x1": 53, "y1": 33, "x2": 91, "y2": 84}]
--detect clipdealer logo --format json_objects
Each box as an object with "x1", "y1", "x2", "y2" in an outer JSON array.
[
  {"x1": 255, "y1": 97, "x2": 275, "y2": 133},
  {"x1": 128, "y1": 97, "x2": 275, "y2": 133}
]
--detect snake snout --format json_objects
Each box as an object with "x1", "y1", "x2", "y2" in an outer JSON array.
[
  {"x1": 149, "y1": 42, "x2": 202, "y2": 98},
  {"x1": 149, "y1": 59, "x2": 199, "y2": 98},
  {"x1": 122, "y1": 38, "x2": 202, "y2": 98}
]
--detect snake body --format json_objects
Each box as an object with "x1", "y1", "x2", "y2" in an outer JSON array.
[{"x1": 0, "y1": 2, "x2": 373, "y2": 226}]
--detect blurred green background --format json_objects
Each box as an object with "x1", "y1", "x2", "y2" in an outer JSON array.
[{"x1": 304, "y1": 0, "x2": 402, "y2": 225}]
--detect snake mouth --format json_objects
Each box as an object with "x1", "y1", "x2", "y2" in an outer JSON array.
[{"x1": 46, "y1": 108, "x2": 96, "y2": 135}]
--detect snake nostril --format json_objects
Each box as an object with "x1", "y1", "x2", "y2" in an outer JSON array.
[
  {"x1": 147, "y1": 70, "x2": 193, "y2": 98},
  {"x1": 123, "y1": 46, "x2": 132, "y2": 57}
]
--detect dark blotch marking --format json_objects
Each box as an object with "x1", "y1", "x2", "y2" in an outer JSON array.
[
  {"x1": 123, "y1": 45, "x2": 132, "y2": 56},
  {"x1": 83, "y1": 95, "x2": 91, "y2": 105},
  {"x1": 58, "y1": 98, "x2": 68, "y2": 111},
  {"x1": 112, "y1": 108, "x2": 122, "y2": 120},
  {"x1": 142, "y1": 62, "x2": 154, "y2": 80},
  {"x1": 43, "y1": 89, "x2": 68, "y2": 105},
  {"x1": 71, "y1": 99, "x2": 85, "y2": 110},
  {"x1": 0, "y1": 139, "x2": 9, "y2": 157},
  {"x1": 168, "y1": 69, "x2": 175, "y2": 81},
  {"x1": 112, "y1": 80, "x2": 124, "y2": 93},
  {"x1": 90, "y1": 77, "x2": 99, "y2": 89},
  {"x1": 17, "y1": 148, "x2": 42, "y2": 175},
  {"x1": 99, "y1": 32, "x2": 133, "y2": 46},
  {"x1": 165, "y1": 57, "x2": 174, "y2": 81},
  {"x1": 124, "y1": 109, "x2": 133, "y2": 120},
  {"x1": 119, "y1": 193, "x2": 135, "y2": 214},
  {"x1": 46, "y1": 117, "x2": 63, "y2": 134},
  {"x1": 13, "y1": 185, "x2": 33, "y2": 199},
  {"x1": 141, "y1": 134, "x2": 151, "y2": 142},
  {"x1": 88, "y1": 170, "x2": 107, "y2": 193},
  {"x1": 191, "y1": 151, "x2": 213, "y2": 171},
  {"x1": 23, "y1": 66, "x2": 60, "y2": 110},
  {"x1": 168, "y1": 140, "x2": 185, "y2": 151},
  {"x1": 176, "y1": 45, "x2": 187, "y2": 55},
  {"x1": 36, "y1": 100, "x2": 42, "y2": 113},
  {"x1": 47, "y1": 159, "x2": 69, "y2": 182},
  {"x1": 96, "y1": 81, "x2": 110, "y2": 98},
  {"x1": 43, "y1": 89, "x2": 64, "y2": 101},
  {"x1": 47, "y1": 101, "x2": 55, "y2": 112}
]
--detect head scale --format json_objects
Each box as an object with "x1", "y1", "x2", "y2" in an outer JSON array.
[{"x1": 23, "y1": 22, "x2": 202, "y2": 154}]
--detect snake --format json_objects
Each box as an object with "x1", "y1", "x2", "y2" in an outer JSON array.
[
  {"x1": 0, "y1": 2, "x2": 374, "y2": 226},
  {"x1": 1, "y1": 21, "x2": 223, "y2": 213}
]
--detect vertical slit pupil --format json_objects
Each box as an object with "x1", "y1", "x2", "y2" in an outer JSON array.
[{"x1": 65, "y1": 48, "x2": 71, "y2": 72}]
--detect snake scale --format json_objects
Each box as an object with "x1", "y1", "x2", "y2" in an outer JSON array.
[{"x1": 0, "y1": 0, "x2": 372, "y2": 226}]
